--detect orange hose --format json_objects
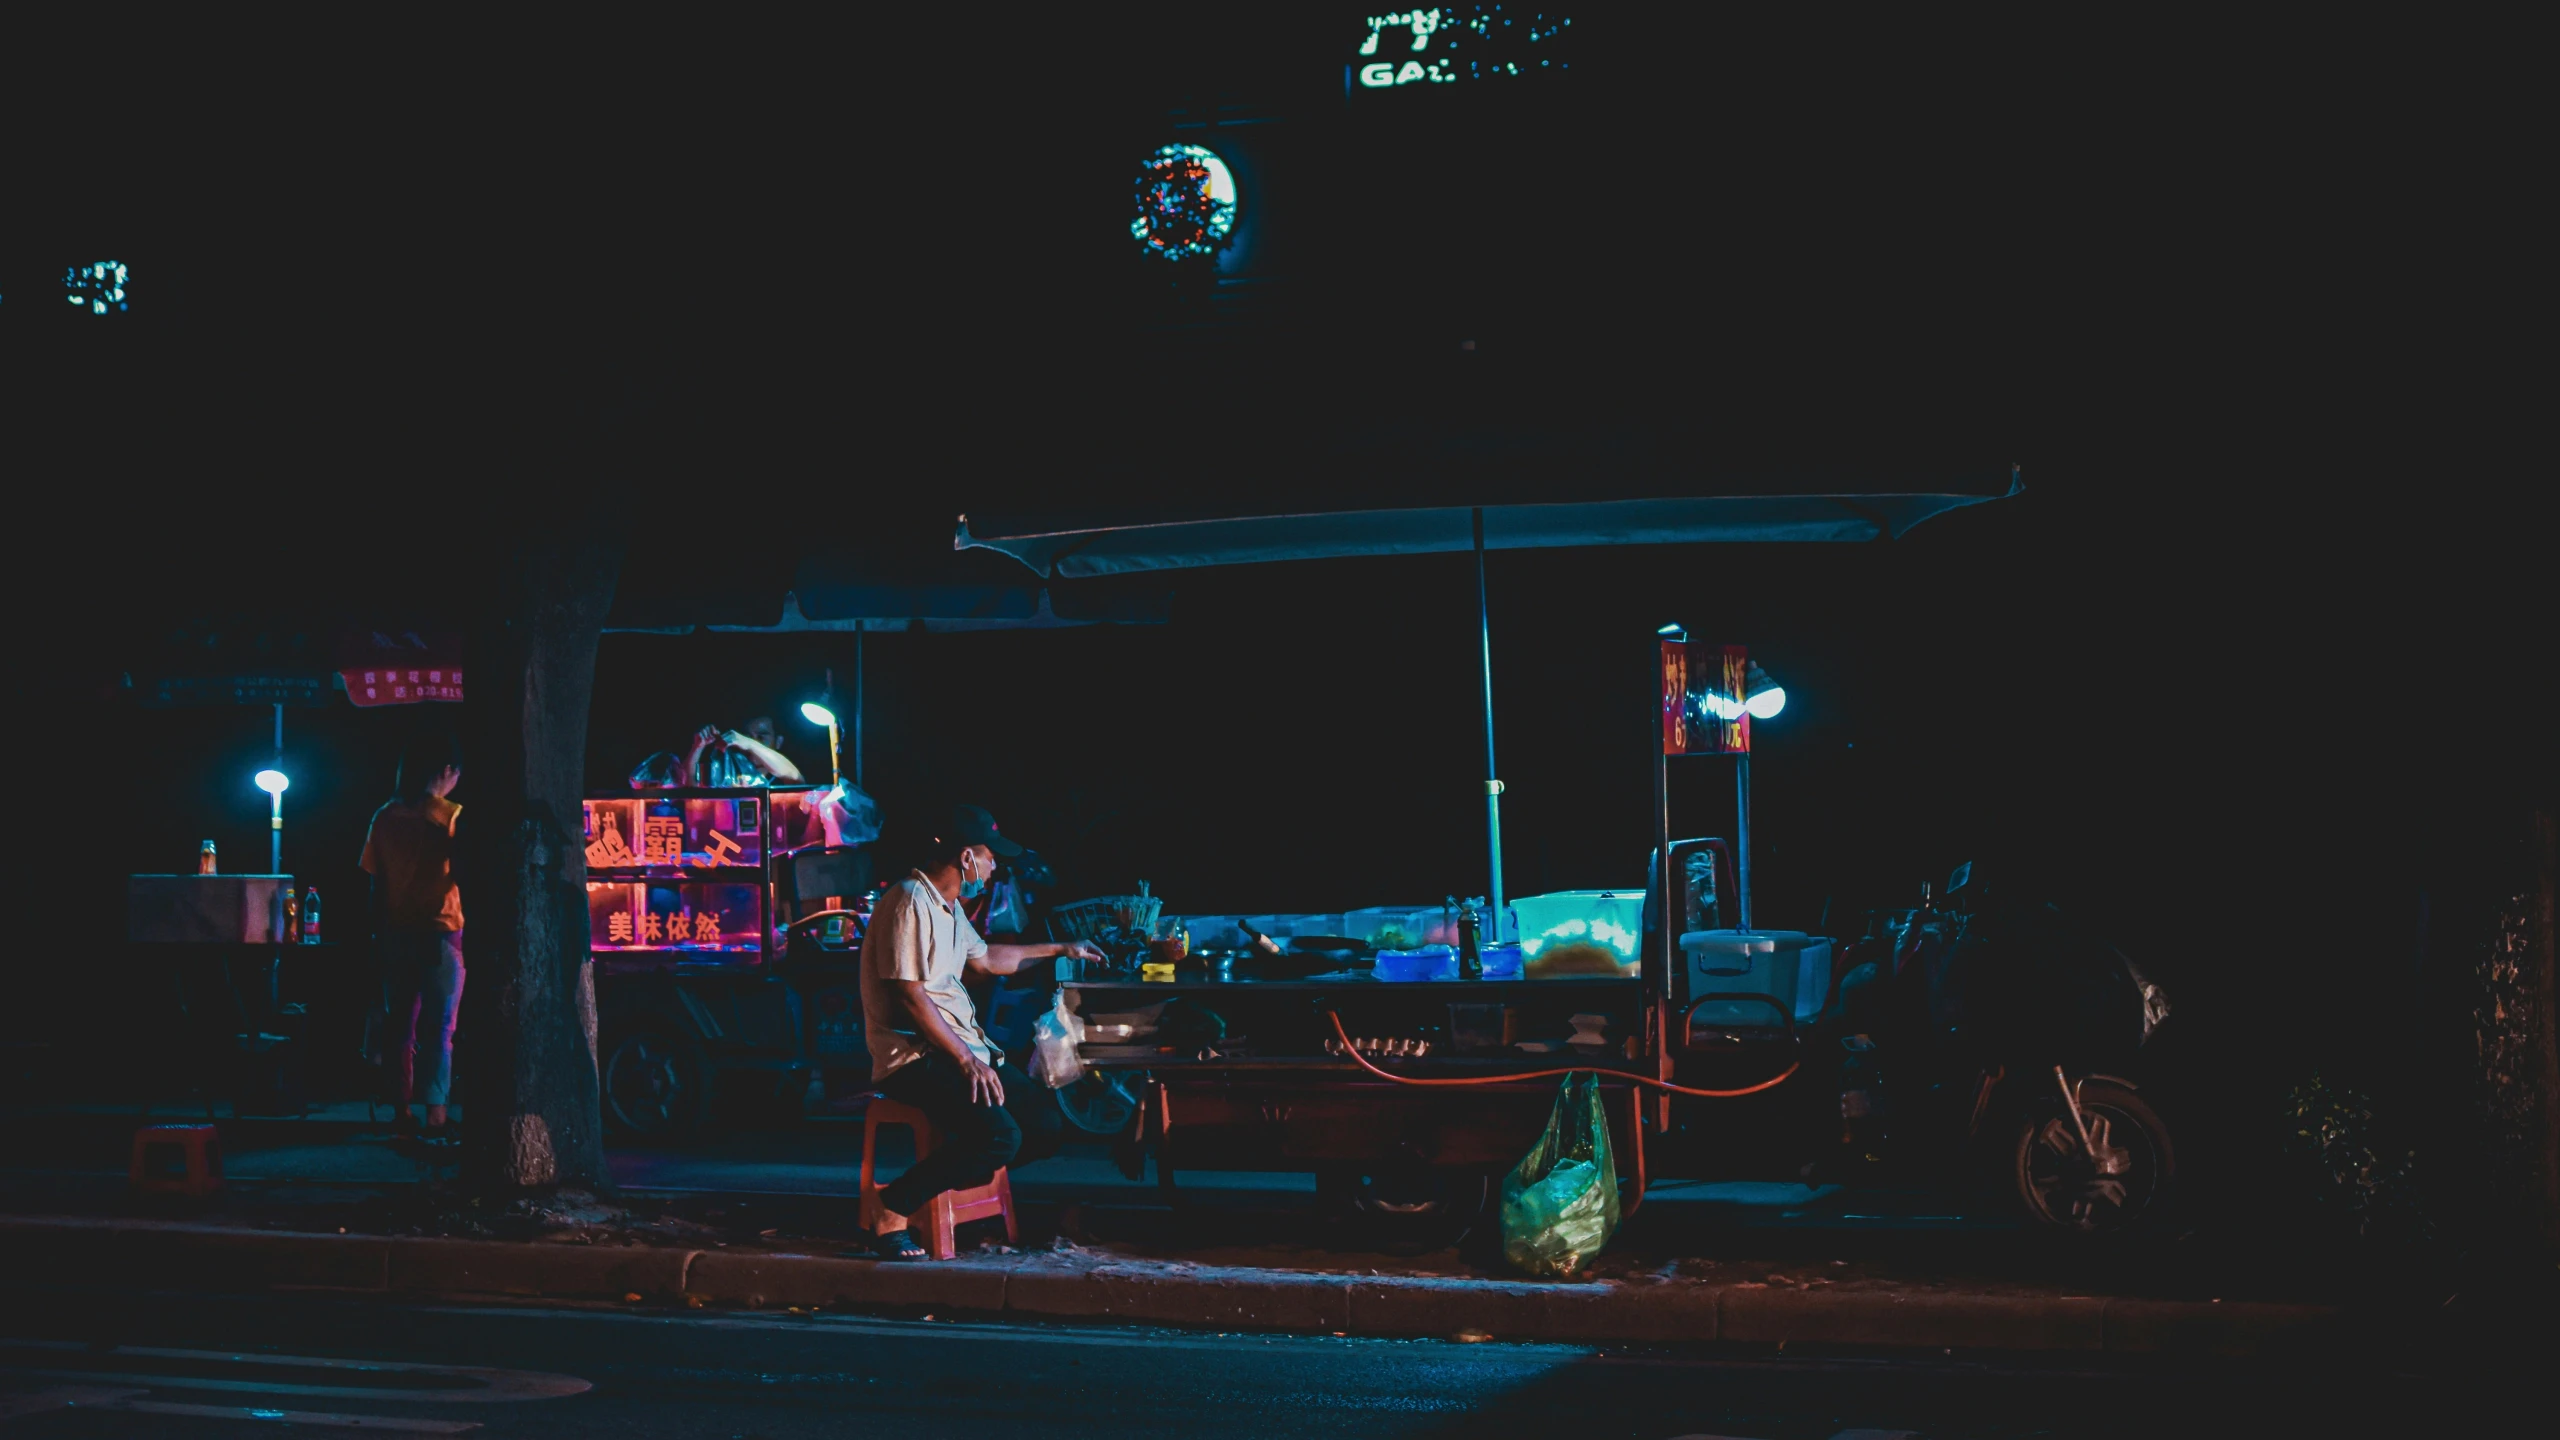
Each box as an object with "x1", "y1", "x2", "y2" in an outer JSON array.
[{"x1": 1322, "y1": 1011, "x2": 1797, "y2": 1098}]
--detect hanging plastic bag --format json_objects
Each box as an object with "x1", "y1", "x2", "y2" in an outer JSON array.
[
  {"x1": 817, "y1": 780, "x2": 882, "y2": 848},
  {"x1": 1031, "y1": 990, "x2": 1086, "y2": 1089},
  {"x1": 1500, "y1": 1072, "x2": 1621, "y2": 1277}
]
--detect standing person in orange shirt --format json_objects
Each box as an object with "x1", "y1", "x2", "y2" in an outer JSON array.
[{"x1": 361, "y1": 740, "x2": 466, "y2": 1140}]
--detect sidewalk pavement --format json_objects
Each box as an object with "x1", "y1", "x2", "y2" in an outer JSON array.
[
  {"x1": 0, "y1": 1211, "x2": 2352, "y2": 1359},
  {"x1": 0, "y1": 1100, "x2": 2401, "y2": 1358}
]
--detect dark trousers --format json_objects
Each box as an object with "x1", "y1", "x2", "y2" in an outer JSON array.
[
  {"x1": 379, "y1": 929, "x2": 465, "y2": 1108},
  {"x1": 874, "y1": 1051, "x2": 1063, "y2": 1220}
]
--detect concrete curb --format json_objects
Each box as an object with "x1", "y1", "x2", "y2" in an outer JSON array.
[{"x1": 0, "y1": 1215, "x2": 2347, "y2": 1357}]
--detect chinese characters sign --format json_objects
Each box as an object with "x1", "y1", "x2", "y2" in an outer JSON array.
[{"x1": 343, "y1": 667, "x2": 464, "y2": 707}]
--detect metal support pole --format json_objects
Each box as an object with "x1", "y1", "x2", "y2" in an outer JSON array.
[
  {"x1": 1472, "y1": 507, "x2": 1504, "y2": 921},
  {"x1": 1654, "y1": 714, "x2": 1673, "y2": 982},
  {"x1": 270, "y1": 703, "x2": 284, "y2": 876},
  {"x1": 1735, "y1": 752, "x2": 1754, "y2": 931},
  {"x1": 1654, "y1": 724, "x2": 1677, "y2": 1115},
  {"x1": 853, "y1": 628, "x2": 866, "y2": 790}
]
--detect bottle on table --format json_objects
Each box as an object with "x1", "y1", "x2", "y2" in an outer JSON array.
[
  {"x1": 1457, "y1": 898, "x2": 1483, "y2": 980},
  {"x1": 302, "y1": 887, "x2": 322, "y2": 943},
  {"x1": 284, "y1": 887, "x2": 301, "y2": 943},
  {"x1": 198, "y1": 839, "x2": 218, "y2": 875}
]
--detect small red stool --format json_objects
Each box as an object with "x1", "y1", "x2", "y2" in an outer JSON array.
[
  {"x1": 859, "y1": 1096, "x2": 1015, "y2": 1260},
  {"x1": 130, "y1": 1124, "x2": 223, "y2": 1197}
]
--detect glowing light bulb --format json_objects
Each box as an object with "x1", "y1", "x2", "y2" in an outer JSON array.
[
  {"x1": 1744, "y1": 687, "x2": 1787, "y2": 720},
  {"x1": 800, "y1": 702, "x2": 837, "y2": 728},
  {"x1": 254, "y1": 769, "x2": 290, "y2": 796}
]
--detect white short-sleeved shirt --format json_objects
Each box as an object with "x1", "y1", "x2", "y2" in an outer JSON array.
[{"x1": 860, "y1": 871, "x2": 994, "y2": 1078}]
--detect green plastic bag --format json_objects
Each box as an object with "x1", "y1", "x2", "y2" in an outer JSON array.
[{"x1": 1500, "y1": 1073, "x2": 1621, "y2": 1277}]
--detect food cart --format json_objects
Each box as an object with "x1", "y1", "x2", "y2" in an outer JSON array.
[
  {"x1": 580, "y1": 784, "x2": 874, "y2": 1134},
  {"x1": 1050, "y1": 760, "x2": 1782, "y2": 1221},
  {"x1": 948, "y1": 480, "x2": 2066, "y2": 1225},
  {"x1": 1056, "y1": 903, "x2": 1696, "y2": 1217}
]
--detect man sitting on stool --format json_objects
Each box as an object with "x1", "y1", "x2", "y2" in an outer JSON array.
[{"x1": 860, "y1": 804, "x2": 1104, "y2": 1260}]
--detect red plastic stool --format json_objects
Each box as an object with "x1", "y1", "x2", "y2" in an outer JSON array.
[
  {"x1": 130, "y1": 1124, "x2": 223, "y2": 1197},
  {"x1": 859, "y1": 1096, "x2": 1015, "y2": 1260}
]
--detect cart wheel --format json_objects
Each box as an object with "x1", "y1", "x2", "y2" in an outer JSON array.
[
  {"x1": 1318, "y1": 1166, "x2": 1492, "y2": 1246},
  {"x1": 2011, "y1": 1078, "x2": 2175, "y2": 1236},
  {"x1": 603, "y1": 1024, "x2": 709, "y2": 1137}
]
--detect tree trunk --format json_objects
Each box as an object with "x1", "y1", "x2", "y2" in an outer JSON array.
[
  {"x1": 460, "y1": 535, "x2": 622, "y2": 1193},
  {"x1": 2476, "y1": 808, "x2": 2560, "y2": 1257}
]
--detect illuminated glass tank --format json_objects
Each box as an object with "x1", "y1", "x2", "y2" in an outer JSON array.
[
  {"x1": 1130, "y1": 144, "x2": 1237, "y2": 261},
  {"x1": 582, "y1": 794, "x2": 790, "y2": 958},
  {"x1": 1509, "y1": 890, "x2": 1643, "y2": 965}
]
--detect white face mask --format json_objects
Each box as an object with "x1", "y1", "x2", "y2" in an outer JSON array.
[{"x1": 959, "y1": 849, "x2": 991, "y2": 899}]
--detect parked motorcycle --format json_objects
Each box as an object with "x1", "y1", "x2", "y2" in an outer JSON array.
[{"x1": 1823, "y1": 861, "x2": 2177, "y2": 1236}]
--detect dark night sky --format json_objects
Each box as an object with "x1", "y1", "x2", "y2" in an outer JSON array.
[{"x1": 9, "y1": 11, "x2": 2544, "y2": 1098}]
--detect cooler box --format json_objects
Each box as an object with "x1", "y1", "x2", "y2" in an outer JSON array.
[
  {"x1": 1680, "y1": 929, "x2": 1833, "y2": 1026},
  {"x1": 1509, "y1": 890, "x2": 1646, "y2": 964},
  {"x1": 128, "y1": 875, "x2": 295, "y2": 943}
]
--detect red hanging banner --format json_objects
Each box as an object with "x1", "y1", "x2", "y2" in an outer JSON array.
[
  {"x1": 338, "y1": 629, "x2": 465, "y2": 707},
  {"x1": 343, "y1": 665, "x2": 464, "y2": 707}
]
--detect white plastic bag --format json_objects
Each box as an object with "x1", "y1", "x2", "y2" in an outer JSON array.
[
  {"x1": 817, "y1": 780, "x2": 882, "y2": 847},
  {"x1": 1031, "y1": 990, "x2": 1086, "y2": 1089}
]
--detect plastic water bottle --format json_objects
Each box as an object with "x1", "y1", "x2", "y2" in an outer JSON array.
[
  {"x1": 302, "y1": 887, "x2": 322, "y2": 943},
  {"x1": 198, "y1": 839, "x2": 218, "y2": 875}
]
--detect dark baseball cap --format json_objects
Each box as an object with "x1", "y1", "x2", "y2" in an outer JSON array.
[{"x1": 944, "y1": 804, "x2": 1022, "y2": 857}]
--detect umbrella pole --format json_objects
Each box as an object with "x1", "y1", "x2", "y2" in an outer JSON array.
[
  {"x1": 1473, "y1": 508, "x2": 1504, "y2": 923},
  {"x1": 853, "y1": 627, "x2": 865, "y2": 790},
  {"x1": 1735, "y1": 753, "x2": 1753, "y2": 931}
]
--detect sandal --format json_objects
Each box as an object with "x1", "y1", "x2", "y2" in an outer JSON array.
[{"x1": 870, "y1": 1229, "x2": 928, "y2": 1262}]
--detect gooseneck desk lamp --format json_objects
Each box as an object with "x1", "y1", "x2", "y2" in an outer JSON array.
[
  {"x1": 253, "y1": 768, "x2": 290, "y2": 875},
  {"x1": 800, "y1": 701, "x2": 841, "y2": 786}
]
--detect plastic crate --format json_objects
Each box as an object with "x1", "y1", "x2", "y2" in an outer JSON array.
[
  {"x1": 1343, "y1": 906, "x2": 1426, "y2": 945},
  {"x1": 1243, "y1": 914, "x2": 1345, "y2": 941},
  {"x1": 1164, "y1": 915, "x2": 1245, "y2": 949}
]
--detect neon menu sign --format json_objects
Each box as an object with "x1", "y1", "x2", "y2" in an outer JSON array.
[{"x1": 1352, "y1": 7, "x2": 1572, "y2": 91}]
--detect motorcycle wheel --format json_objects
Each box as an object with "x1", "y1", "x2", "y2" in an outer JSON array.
[{"x1": 2010, "y1": 1078, "x2": 2176, "y2": 1236}]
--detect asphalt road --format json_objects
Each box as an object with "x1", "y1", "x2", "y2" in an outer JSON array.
[{"x1": 0, "y1": 1286, "x2": 2499, "y2": 1439}]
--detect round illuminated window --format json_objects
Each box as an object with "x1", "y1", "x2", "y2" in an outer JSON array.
[
  {"x1": 65, "y1": 260, "x2": 130, "y2": 316},
  {"x1": 1130, "y1": 144, "x2": 1237, "y2": 261}
]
